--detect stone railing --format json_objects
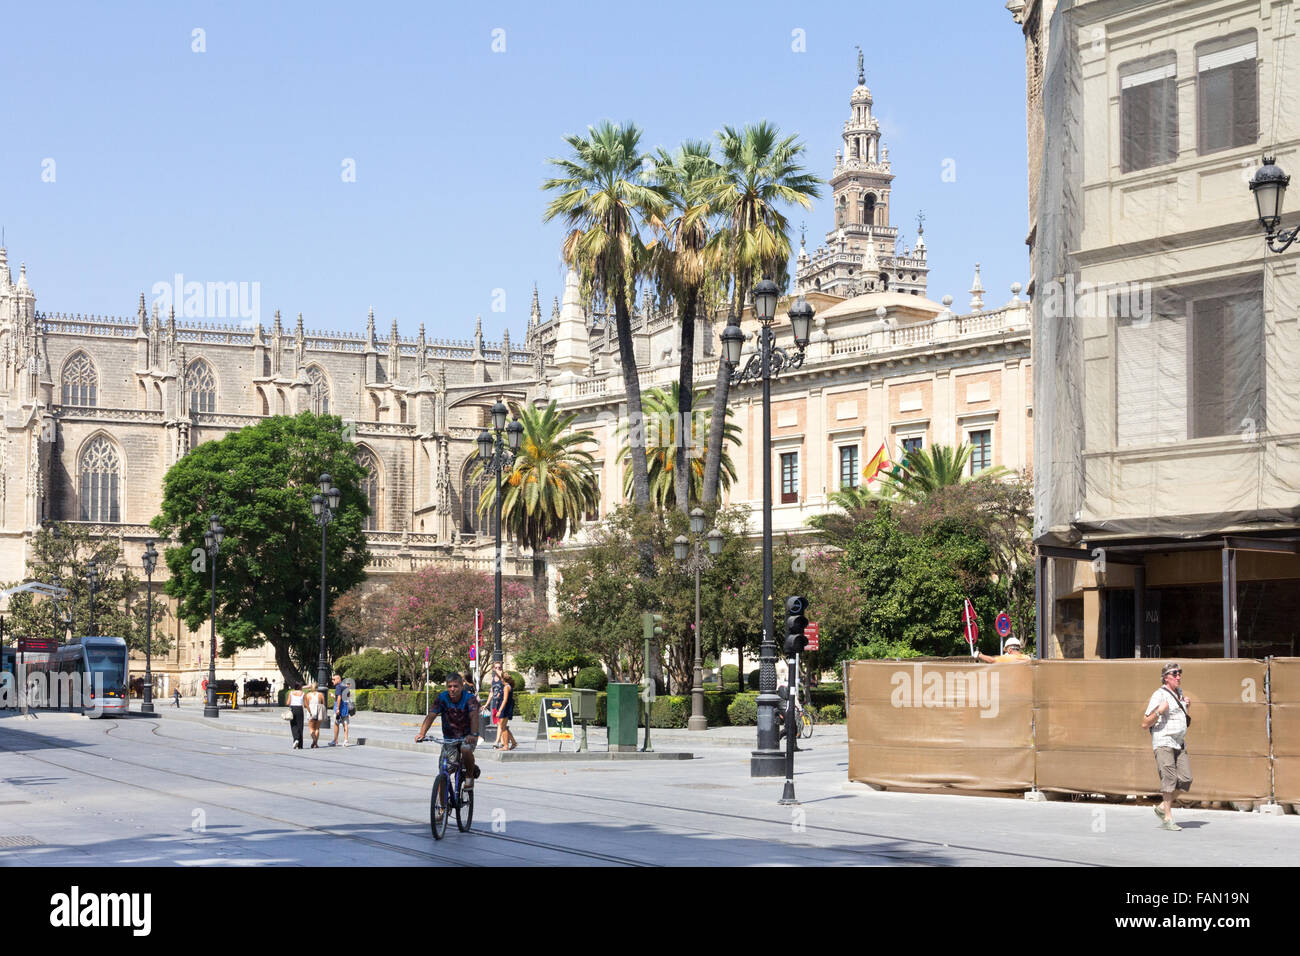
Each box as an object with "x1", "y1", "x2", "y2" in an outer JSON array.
[
  {"x1": 956, "y1": 305, "x2": 1025, "y2": 337},
  {"x1": 354, "y1": 421, "x2": 416, "y2": 436},
  {"x1": 57, "y1": 521, "x2": 159, "y2": 539},
  {"x1": 194, "y1": 412, "x2": 262, "y2": 428},
  {"x1": 364, "y1": 530, "x2": 439, "y2": 547},
  {"x1": 54, "y1": 407, "x2": 167, "y2": 424},
  {"x1": 365, "y1": 550, "x2": 532, "y2": 577},
  {"x1": 40, "y1": 314, "x2": 136, "y2": 338},
  {"x1": 576, "y1": 378, "x2": 611, "y2": 397},
  {"x1": 889, "y1": 323, "x2": 933, "y2": 347}
]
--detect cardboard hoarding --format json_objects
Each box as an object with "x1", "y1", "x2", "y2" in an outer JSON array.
[
  {"x1": 846, "y1": 660, "x2": 1034, "y2": 791},
  {"x1": 1270, "y1": 658, "x2": 1300, "y2": 805},
  {"x1": 1034, "y1": 660, "x2": 1269, "y2": 801}
]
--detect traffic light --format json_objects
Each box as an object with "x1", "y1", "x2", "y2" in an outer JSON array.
[
  {"x1": 641, "y1": 611, "x2": 663, "y2": 644},
  {"x1": 784, "y1": 595, "x2": 809, "y2": 656}
]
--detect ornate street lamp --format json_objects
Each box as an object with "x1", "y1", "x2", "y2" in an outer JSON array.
[
  {"x1": 673, "y1": 509, "x2": 724, "y2": 731},
  {"x1": 141, "y1": 541, "x2": 158, "y2": 715},
  {"x1": 722, "y1": 281, "x2": 813, "y2": 778},
  {"x1": 202, "y1": 516, "x2": 224, "y2": 719},
  {"x1": 1249, "y1": 156, "x2": 1300, "y2": 253},
  {"x1": 312, "y1": 474, "x2": 341, "y2": 728},
  {"x1": 478, "y1": 400, "x2": 523, "y2": 673}
]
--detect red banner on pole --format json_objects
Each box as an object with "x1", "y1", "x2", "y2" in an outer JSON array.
[
  {"x1": 962, "y1": 599, "x2": 979, "y2": 655},
  {"x1": 803, "y1": 622, "x2": 820, "y2": 652}
]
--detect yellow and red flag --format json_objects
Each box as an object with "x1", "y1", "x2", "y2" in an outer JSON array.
[{"x1": 863, "y1": 442, "x2": 890, "y2": 483}]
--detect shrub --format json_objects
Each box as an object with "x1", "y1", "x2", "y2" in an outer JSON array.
[
  {"x1": 727, "y1": 693, "x2": 758, "y2": 725},
  {"x1": 810, "y1": 687, "x2": 845, "y2": 710},
  {"x1": 575, "y1": 667, "x2": 607, "y2": 691},
  {"x1": 506, "y1": 671, "x2": 525, "y2": 695},
  {"x1": 746, "y1": 669, "x2": 760, "y2": 690},
  {"x1": 818, "y1": 703, "x2": 844, "y2": 723},
  {"x1": 721, "y1": 664, "x2": 740, "y2": 688}
]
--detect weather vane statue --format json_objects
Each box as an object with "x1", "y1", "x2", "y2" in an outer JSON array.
[{"x1": 856, "y1": 46, "x2": 864, "y2": 85}]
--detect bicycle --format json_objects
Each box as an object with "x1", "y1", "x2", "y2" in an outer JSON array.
[
  {"x1": 776, "y1": 690, "x2": 814, "y2": 741},
  {"x1": 418, "y1": 736, "x2": 474, "y2": 839}
]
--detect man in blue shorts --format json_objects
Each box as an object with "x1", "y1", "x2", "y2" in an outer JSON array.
[{"x1": 416, "y1": 672, "x2": 482, "y2": 787}]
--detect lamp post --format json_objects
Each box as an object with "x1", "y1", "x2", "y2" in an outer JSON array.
[
  {"x1": 673, "y1": 510, "x2": 723, "y2": 731},
  {"x1": 202, "y1": 516, "x2": 224, "y2": 719},
  {"x1": 312, "y1": 474, "x2": 341, "y2": 729},
  {"x1": 476, "y1": 399, "x2": 524, "y2": 667},
  {"x1": 85, "y1": 558, "x2": 98, "y2": 637},
  {"x1": 1249, "y1": 156, "x2": 1300, "y2": 253},
  {"x1": 141, "y1": 541, "x2": 158, "y2": 715},
  {"x1": 721, "y1": 280, "x2": 813, "y2": 777}
]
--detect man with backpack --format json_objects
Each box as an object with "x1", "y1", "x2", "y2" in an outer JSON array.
[{"x1": 1142, "y1": 662, "x2": 1192, "y2": 831}]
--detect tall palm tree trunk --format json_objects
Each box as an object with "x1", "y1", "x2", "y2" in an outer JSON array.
[
  {"x1": 674, "y1": 291, "x2": 697, "y2": 513},
  {"x1": 614, "y1": 286, "x2": 652, "y2": 510},
  {"x1": 702, "y1": 273, "x2": 748, "y2": 504}
]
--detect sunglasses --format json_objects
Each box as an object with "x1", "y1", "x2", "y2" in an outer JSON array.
[{"x1": 1167, "y1": 670, "x2": 1182, "y2": 677}]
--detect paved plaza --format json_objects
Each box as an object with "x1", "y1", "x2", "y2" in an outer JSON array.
[{"x1": 0, "y1": 707, "x2": 1294, "y2": 866}]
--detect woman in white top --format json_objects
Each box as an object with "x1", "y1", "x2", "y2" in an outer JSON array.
[
  {"x1": 287, "y1": 683, "x2": 305, "y2": 749},
  {"x1": 303, "y1": 681, "x2": 325, "y2": 748}
]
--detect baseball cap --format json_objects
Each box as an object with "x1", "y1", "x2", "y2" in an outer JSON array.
[{"x1": 1161, "y1": 662, "x2": 1182, "y2": 678}]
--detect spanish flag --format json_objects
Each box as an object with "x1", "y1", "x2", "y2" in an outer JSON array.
[{"x1": 863, "y1": 442, "x2": 890, "y2": 483}]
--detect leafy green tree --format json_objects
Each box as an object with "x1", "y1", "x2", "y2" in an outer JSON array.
[
  {"x1": 701, "y1": 122, "x2": 821, "y2": 505},
  {"x1": 151, "y1": 412, "x2": 370, "y2": 684},
  {"x1": 616, "y1": 384, "x2": 739, "y2": 510},
  {"x1": 335, "y1": 648, "x2": 398, "y2": 688},
  {"x1": 2, "y1": 522, "x2": 168, "y2": 654},
  {"x1": 513, "y1": 620, "x2": 600, "y2": 686},
  {"x1": 543, "y1": 121, "x2": 669, "y2": 512},
  {"x1": 475, "y1": 400, "x2": 599, "y2": 605}
]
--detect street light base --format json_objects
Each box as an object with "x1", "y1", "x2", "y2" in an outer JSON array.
[
  {"x1": 750, "y1": 750, "x2": 785, "y2": 777},
  {"x1": 140, "y1": 702, "x2": 154, "y2": 715},
  {"x1": 687, "y1": 715, "x2": 708, "y2": 731},
  {"x1": 202, "y1": 706, "x2": 219, "y2": 718},
  {"x1": 779, "y1": 780, "x2": 799, "y2": 805}
]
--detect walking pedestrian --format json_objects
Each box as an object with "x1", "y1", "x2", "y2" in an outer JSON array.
[
  {"x1": 287, "y1": 682, "x2": 305, "y2": 750},
  {"x1": 1142, "y1": 662, "x2": 1192, "y2": 831},
  {"x1": 172, "y1": 688, "x2": 181, "y2": 708},
  {"x1": 491, "y1": 662, "x2": 517, "y2": 751},
  {"x1": 304, "y1": 681, "x2": 325, "y2": 748},
  {"x1": 330, "y1": 674, "x2": 351, "y2": 747}
]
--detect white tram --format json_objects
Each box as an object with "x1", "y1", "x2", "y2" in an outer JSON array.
[{"x1": 23, "y1": 637, "x2": 130, "y2": 717}]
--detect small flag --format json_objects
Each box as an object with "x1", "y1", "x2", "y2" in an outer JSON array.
[
  {"x1": 962, "y1": 598, "x2": 979, "y2": 656},
  {"x1": 863, "y1": 443, "x2": 890, "y2": 483}
]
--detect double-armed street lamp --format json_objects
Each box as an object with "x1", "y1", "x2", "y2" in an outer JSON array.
[
  {"x1": 673, "y1": 509, "x2": 723, "y2": 731},
  {"x1": 312, "y1": 475, "x2": 341, "y2": 729},
  {"x1": 476, "y1": 399, "x2": 524, "y2": 667},
  {"x1": 141, "y1": 541, "x2": 158, "y2": 715},
  {"x1": 202, "y1": 516, "x2": 224, "y2": 719},
  {"x1": 721, "y1": 279, "x2": 814, "y2": 777}
]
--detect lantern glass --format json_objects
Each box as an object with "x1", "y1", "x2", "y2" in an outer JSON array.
[
  {"x1": 707, "y1": 528, "x2": 723, "y2": 556},
  {"x1": 311, "y1": 494, "x2": 323, "y2": 517},
  {"x1": 318, "y1": 474, "x2": 332, "y2": 494},
  {"x1": 143, "y1": 541, "x2": 158, "y2": 575},
  {"x1": 788, "y1": 298, "x2": 813, "y2": 348},
  {"x1": 690, "y1": 508, "x2": 705, "y2": 535},
  {"x1": 213, "y1": 525, "x2": 225, "y2": 548},
  {"x1": 476, "y1": 430, "x2": 494, "y2": 460},
  {"x1": 327, "y1": 487, "x2": 342, "y2": 512},
  {"x1": 491, "y1": 400, "x2": 508, "y2": 432},
  {"x1": 752, "y1": 278, "x2": 779, "y2": 323},
  {"x1": 507, "y1": 418, "x2": 524, "y2": 451},
  {"x1": 204, "y1": 531, "x2": 214, "y2": 551},
  {"x1": 673, "y1": 535, "x2": 689, "y2": 562},
  {"x1": 721, "y1": 321, "x2": 745, "y2": 366},
  {"x1": 1254, "y1": 178, "x2": 1285, "y2": 231}
]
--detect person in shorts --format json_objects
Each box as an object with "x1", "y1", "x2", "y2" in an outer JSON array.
[
  {"x1": 331, "y1": 674, "x2": 351, "y2": 747},
  {"x1": 415, "y1": 672, "x2": 481, "y2": 787},
  {"x1": 1142, "y1": 662, "x2": 1192, "y2": 831}
]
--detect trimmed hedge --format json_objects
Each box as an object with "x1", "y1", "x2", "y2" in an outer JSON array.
[
  {"x1": 575, "y1": 667, "x2": 607, "y2": 691},
  {"x1": 727, "y1": 692, "x2": 759, "y2": 725},
  {"x1": 818, "y1": 703, "x2": 844, "y2": 723}
]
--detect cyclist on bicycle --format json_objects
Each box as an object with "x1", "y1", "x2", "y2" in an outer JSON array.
[{"x1": 415, "y1": 672, "x2": 482, "y2": 788}]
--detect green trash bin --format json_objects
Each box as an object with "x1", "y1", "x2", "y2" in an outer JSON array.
[{"x1": 606, "y1": 683, "x2": 639, "y2": 752}]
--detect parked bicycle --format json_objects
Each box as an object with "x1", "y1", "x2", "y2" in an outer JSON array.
[
  {"x1": 418, "y1": 736, "x2": 474, "y2": 839},
  {"x1": 776, "y1": 689, "x2": 814, "y2": 740}
]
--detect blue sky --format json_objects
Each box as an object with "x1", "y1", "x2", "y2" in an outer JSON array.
[{"x1": 2, "y1": 1, "x2": 1029, "y2": 343}]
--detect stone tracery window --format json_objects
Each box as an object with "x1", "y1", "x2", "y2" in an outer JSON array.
[
  {"x1": 307, "y1": 365, "x2": 330, "y2": 415},
  {"x1": 188, "y1": 358, "x2": 217, "y2": 414},
  {"x1": 61, "y1": 351, "x2": 98, "y2": 407},
  {"x1": 357, "y1": 446, "x2": 381, "y2": 531},
  {"x1": 79, "y1": 436, "x2": 121, "y2": 522}
]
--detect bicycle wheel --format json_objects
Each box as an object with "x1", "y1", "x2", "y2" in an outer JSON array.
[
  {"x1": 456, "y1": 774, "x2": 475, "y2": 832},
  {"x1": 430, "y1": 773, "x2": 450, "y2": 840},
  {"x1": 800, "y1": 708, "x2": 814, "y2": 739}
]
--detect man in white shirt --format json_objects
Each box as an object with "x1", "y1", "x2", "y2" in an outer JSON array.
[{"x1": 1142, "y1": 662, "x2": 1192, "y2": 831}]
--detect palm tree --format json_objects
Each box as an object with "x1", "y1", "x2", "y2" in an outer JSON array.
[
  {"x1": 475, "y1": 401, "x2": 600, "y2": 605},
  {"x1": 542, "y1": 121, "x2": 669, "y2": 512},
  {"x1": 616, "y1": 384, "x2": 740, "y2": 510},
  {"x1": 877, "y1": 443, "x2": 1010, "y2": 504},
  {"x1": 646, "y1": 141, "x2": 724, "y2": 512},
  {"x1": 700, "y1": 122, "x2": 821, "y2": 504}
]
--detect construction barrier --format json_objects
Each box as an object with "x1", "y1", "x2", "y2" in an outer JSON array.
[
  {"x1": 847, "y1": 658, "x2": 1275, "y2": 801},
  {"x1": 846, "y1": 660, "x2": 1034, "y2": 791},
  {"x1": 1034, "y1": 660, "x2": 1269, "y2": 802},
  {"x1": 1271, "y1": 659, "x2": 1300, "y2": 805}
]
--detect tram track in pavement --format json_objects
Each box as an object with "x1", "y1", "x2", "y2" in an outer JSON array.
[
  {"x1": 117, "y1": 717, "x2": 1096, "y2": 866},
  {"x1": 0, "y1": 719, "x2": 656, "y2": 867}
]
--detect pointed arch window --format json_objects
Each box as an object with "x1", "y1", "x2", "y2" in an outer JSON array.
[
  {"x1": 188, "y1": 359, "x2": 217, "y2": 414},
  {"x1": 61, "y1": 351, "x2": 98, "y2": 407},
  {"x1": 357, "y1": 447, "x2": 381, "y2": 531},
  {"x1": 307, "y1": 366, "x2": 330, "y2": 415},
  {"x1": 460, "y1": 458, "x2": 497, "y2": 538},
  {"x1": 79, "y1": 437, "x2": 121, "y2": 522}
]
